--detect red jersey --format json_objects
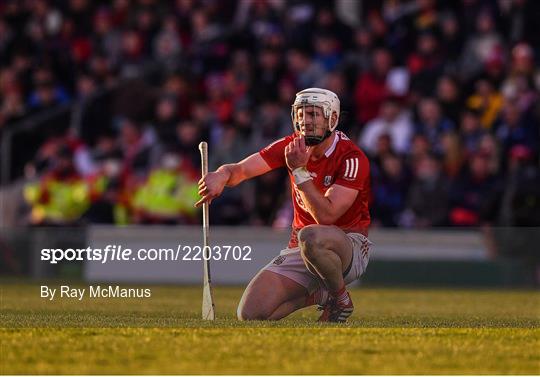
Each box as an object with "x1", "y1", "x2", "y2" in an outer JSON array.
[{"x1": 259, "y1": 131, "x2": 371, "y2": 247}]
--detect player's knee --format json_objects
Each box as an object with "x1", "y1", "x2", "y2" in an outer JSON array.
[{"x1": 298, "y1": 226, "x2": 323, "y2": 260}]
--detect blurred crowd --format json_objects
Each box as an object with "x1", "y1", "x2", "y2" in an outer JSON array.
[{"x1": 0, "y1": 0, "x2": 539, "y2": 232}]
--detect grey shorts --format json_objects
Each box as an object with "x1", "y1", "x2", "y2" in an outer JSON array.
[{"x1": 262, "y1": 233, "x2": 372, "y2": 293}]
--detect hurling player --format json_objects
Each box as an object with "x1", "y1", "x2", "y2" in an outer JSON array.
[{"x1": 196, "y1": 88, "x2": 372, "y2": 322}]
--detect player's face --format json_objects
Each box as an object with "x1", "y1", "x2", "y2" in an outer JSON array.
[{"x1": 295, "y1": 105, "x2": 327, "y2": 138}]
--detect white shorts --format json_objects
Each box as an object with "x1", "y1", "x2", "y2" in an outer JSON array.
[{"x1": 262, "y1": 233, "x2": 372, "y2": 293}]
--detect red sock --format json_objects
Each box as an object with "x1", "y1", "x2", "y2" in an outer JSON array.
[
  {"x1": 305, "y1": 293, "x2": 316, "y2": 306},
  {"x1": 305, "y1": 289, "x2": 324, "y2": 306},
  {"x1": 331, "y1": 285, "x2": 350, "y2": 306}
]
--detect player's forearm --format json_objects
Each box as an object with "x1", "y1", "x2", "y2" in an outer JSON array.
[
  {"x1": 297, "y1": 181, "x2": 336, "y2": 224},
  {"x1": 217, "y1": 164, "x2": 246, "y2": 187}
]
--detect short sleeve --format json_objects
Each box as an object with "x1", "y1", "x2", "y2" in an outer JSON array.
[
  {"x1": 259, "y1": 135, "x2": 293, "y2": 169},
  {"x1": 333, "y1": 151, "x2": 370, "y2": 190}
]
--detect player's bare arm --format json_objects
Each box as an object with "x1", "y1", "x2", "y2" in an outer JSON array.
[
  {"x1": 195, "y1": 153, "x2": 271, "y2": 207},
  {"x1": 298, "y1": 182, "x2": 358, "y2": 225},
  {"x1": 285, "y1": 136, "x2": 358, "y2": 224}
]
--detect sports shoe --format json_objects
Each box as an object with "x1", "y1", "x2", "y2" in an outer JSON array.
[{"x1": 317, "y1": 291, "x2": 354, "y2": 323}]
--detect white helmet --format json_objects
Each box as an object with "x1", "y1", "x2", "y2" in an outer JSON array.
[{"x1": 291, "y1": 88, "x2": 340, "y2": 145}]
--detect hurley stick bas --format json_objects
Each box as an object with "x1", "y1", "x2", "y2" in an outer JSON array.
[{"x1": 199, "y1": 141, "x2": 215, "y2": 320}]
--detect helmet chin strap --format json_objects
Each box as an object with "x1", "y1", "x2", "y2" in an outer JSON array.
[
  {"x1": 295, "y1": 123, "x2": 332, "y2": 146},
  {"x1": 305, "y1": 130, "x2": 332, "y2": 146}
]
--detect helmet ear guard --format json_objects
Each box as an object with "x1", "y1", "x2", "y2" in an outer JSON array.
[{"x1": 291, "y1": 88, "x2": 340, "y2": 146}]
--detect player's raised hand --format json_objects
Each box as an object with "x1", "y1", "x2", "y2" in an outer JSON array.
[
  {"x1": 285, "y1": 135, "x2": 312, "y2": 170},
  {"x1": 195, "y1": 170, "x2": 228, "y2": 207}
]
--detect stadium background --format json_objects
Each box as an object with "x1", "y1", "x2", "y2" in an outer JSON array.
[{"x1": 0, "y1": 0, "x2": 539, "y2": 286}]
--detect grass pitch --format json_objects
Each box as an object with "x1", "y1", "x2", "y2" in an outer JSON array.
[{"x1": 1, "y1": 282, "x2": 539, "y2": 374}]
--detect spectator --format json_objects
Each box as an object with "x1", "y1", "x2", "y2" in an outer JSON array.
[
  {"x1": 175, "y1": 119, "x2": 204, "y2": 169},
  {"x1": 207, "y1": 122, "x2": 252, "y2": 225},
  {"x1": 501, "y1": 43, "x2": 539, "y2": 113},
  {"x1": 23, "y1": 146, "x2": 90, "y2": 225},
  {"x1": 459, "y1": 108, "x2": 487, "y2": 156},
  {"x1": 251, "y1": 100, "x2": 290, "y2": 150},
  {"x1": 312, "y1": 33, "x2": 342, "y2": 73},
  {"x1": 480, "y1": 47, "x2": 507, "y2": 89},
  {"x1": 161, "y1": 74, "x2": 193, "y2": 120},
  {"x1": 226, "y1": 49, "x2": 253, "y2": 102},
  {"x1": 477, "y1": 134, "x2": 501, "y2": 175},
  {"x1": 440, "y1": 132, "x2": 465, "y2": 180},
  {"x1": 402, "y1": 154, "x2": 449, "y2": 227},
  {"x1": 92, "y1": 7, "x2": 122, "y2": 66},
  {"x1": 152, "y1": 94, "x2": 180, "y2": 145},
  {"x1": 84, "y1": 152, "x2": 125, "y2": 224},
  {"x1": 449, "y1": 152, "x2": 499, "y2": 227},
  {"x1": 189, "y1": 8, "x2": 226, "y2": 74},
  {"x1": 132, "y1": 150, "x2": 198, "y2": 225},
  {"x1": 253, "y1": 47, "x2": 284, "y2": 103},
  {"x1": 359, "y1": 96, "x2": 413, "y2": 156},
  {"x1": 206, "y1": 73, "x2": 234, "y2": 125},
  {"x1": 365, "y1": 10, "x2": 388, "y2": 47},
  {"x1": 77, "y1": 73, "x2": 114, "y2": 146},
  {"x1": 407, "y1": 31, "x2": 445, "y2": 95},
  {"x1": 436, "y1": 75, "x2": 462, "y2": 126},
  {"x1": 316, "y1": 70, "x2": 354, "y2": 135},
  {"x1": 152, "y1": 15, "x2": 182, "y2": 72},
  {"x1": 27, "y1": 69, "x2": 70, "y2": 111},
  {"x1": 369, "y1": 134, "x2": 393, "y2": 179},
  {"x1": 118, "y1": 117, "x2": 153, "y2": 180},
  {"x1": 234, "y1": 0, "x2": 281, "y2": 43},
  {"x1": 466, "y1": 78, "x2": 504, "y2": 129},
  {"x1": 414, "y1": 97, "x2": 455, "y2": 153},
  {"x1": 342, "y1": 26, "x2": 373, "y2": 79},
  {"x1": 407, "y1": 133, "x2": 431, "y2": 171},
  {"x1": 371, "y1": 153, "x2": 410, "y2": 227},
  {"x1": 90, "y1": 132, "x2": 122, "y2": 163},
  {"x1": 495, "y1": 99, "x2": 539, "y2": 164},
  {"x1": 313, "y1": 6, "x2": 352, "y2": 46},
  {"x1": 0, "y1": 86, "x2": 25, "y2": 128},
  {"x1": 439, "y1": 11, "x2": 464, "y2": 69},
  {"x1": 286, "y1": 47, "x2": 325, "y2": 90},
  {"x1": 354, "y1": 48, "x2": 393, "y2": 125},
  {"x1": 87, "y1": 53, "x2": 116, "y2": 87},
  {"x1": 460, "y1": 9, "x2": 504, "y2": 80},
  {"x1": 119, "y1": 29, "x2": 146, "y2": 78}
]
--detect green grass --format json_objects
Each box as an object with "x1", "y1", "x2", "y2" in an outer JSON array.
[{"x1": 1, "y1": 282, "x2": 539, "y2": 374}]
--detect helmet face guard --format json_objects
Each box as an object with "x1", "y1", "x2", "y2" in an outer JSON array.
[
  {"x1": 292, "y1": 103, "x2": 333, "y2": 146},
  {"x1": 291, "y1": 88, "x2": 340, "y2": 146}
]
